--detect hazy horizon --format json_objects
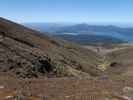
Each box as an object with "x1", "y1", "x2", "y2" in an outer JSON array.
[
  {"x1": 23, "y1": 22, "x2": 133, "y2": 28},
  {"x1": 1, "y1": 0, "x2": 133, "y2": 25}
]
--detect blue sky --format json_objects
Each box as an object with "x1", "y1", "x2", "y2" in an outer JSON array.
[{"x1": 1, "y1": 0, "x2": 133, "y2": 24}]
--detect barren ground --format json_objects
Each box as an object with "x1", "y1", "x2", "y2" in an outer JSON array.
[{"x1": 0, "y1": 76, "x2": 133, "y2": 100}]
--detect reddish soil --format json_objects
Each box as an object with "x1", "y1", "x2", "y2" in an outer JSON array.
[{"x1": 0, "y1": 77, "x2": 132, "y2": 100}]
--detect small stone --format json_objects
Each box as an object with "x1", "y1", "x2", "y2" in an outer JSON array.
[
  {"x1": 5, "y1": 95, "x2": 14, "y2": 99},
  {"x1": 123, "y1": 87, "x2": 133, "y2": 93},
  {"x1": 0, "y1": 85, "x2": 4, "y2": 89}
]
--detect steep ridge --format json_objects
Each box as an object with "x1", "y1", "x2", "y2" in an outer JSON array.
[{"x1": 0, "y1": 17, "x2": 101, "y2": 78}]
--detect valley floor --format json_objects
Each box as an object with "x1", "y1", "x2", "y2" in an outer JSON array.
[{"x1": 83, "y1": 43, "x2": 133, "y2": 55}]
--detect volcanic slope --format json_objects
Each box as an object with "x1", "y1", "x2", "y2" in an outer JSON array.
[{"x1": 0, "y1": 17, "x2": 102, "y2": 78}]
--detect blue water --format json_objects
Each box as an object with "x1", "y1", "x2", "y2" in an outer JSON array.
[
  {"x1": 95, "y1": 32, "x2": 133, "y2": 43},
  {"x1": 62, "y1": 31, "x2": 133, "y2": 43}
]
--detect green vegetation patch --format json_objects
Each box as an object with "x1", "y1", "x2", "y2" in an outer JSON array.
[
  {"x1": 54, "y1": 63, "x2": 90, "y2": 78},
  {"x1": 98, "y1": 56, "x2": 110, "y2": 72}
]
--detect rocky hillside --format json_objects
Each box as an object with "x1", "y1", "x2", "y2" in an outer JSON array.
[
  {"x1": 0, "y1": 17, "x2": 102, "y2": 78},
  {"x1": 105, "y1": 45, "x2": 133, "y2": 77}
]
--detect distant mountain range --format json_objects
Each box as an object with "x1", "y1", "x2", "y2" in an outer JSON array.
[
  {"x1": 24, "y1": 23, "x2": 133, "y2": 34},
  {"x1": 24, "y1": 23, "x2": 71, "y2": 33},
  {"x1": 55, "y1": 24, "x2": 133, "y2": 34},
  {"x1": 24, "y1": 23, "x2": 133, "y2": 44},
  {"x1": 55, "y1": 34, "x2": 126, "y2": 45}
]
